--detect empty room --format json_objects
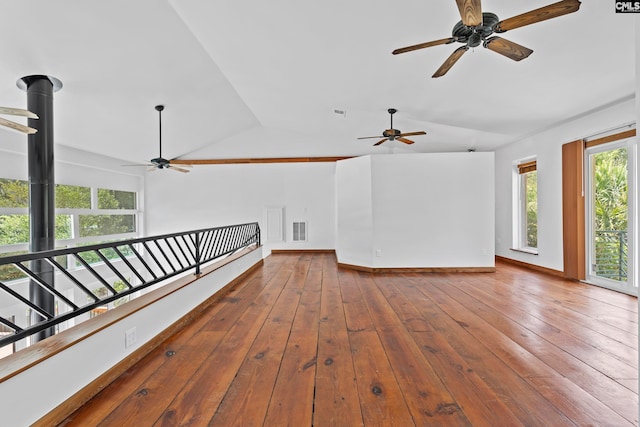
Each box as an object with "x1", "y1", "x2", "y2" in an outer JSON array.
[{"x1": 0, "y1": 1, "x2": 637, "y2": 425}]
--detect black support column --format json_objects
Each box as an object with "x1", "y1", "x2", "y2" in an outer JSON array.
[{"x1": 17, "y1": 75, "x2": 62, "y2": 342}]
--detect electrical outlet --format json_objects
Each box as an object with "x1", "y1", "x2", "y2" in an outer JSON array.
[
  {"x1": 375, "y1": 249, "x2": 382, "y2": 257},
  {"x1": 125, "y1": 327, "x2": 137, "y2": 348}
]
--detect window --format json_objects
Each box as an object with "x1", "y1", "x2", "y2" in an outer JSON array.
[
  {"x1": 97, "y1": 189, "x2": 136, "y2": 210},
  {"x1": 514, "y1": 159, "x2": 538, "y2": 253},
  {"x1": 56, "y1": 184, "x2": 91, "y2": 209},
  {"x1": 0, "y1": 178, "x2": 139, "y2": 273}
]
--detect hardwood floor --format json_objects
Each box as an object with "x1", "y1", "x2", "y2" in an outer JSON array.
[{"x1": 60, "y1": 253, "x2": 638, "y2": 426}]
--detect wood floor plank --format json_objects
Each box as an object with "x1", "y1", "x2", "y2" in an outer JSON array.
[
  {"x1": 411, "y1": 330, "x2": 526, "y2": 427},
  {"x1": 349, "y1": 330, "x2": 415, "y2": 426},
  {"x1": 396, "y1": 275, "x2": 577, "y2": 426},
  {"x1": 313, "y1": 256, "x2": 364, "y2": 426},
  {"x1": 527, "y1": 375, "x2": 637, "y2": 427},
  {"x1": 619, "y1": 378, "x2": 640, "y2": 394},
  {"x1": 353, "y1": 273, "x2": 402, "y2": 329},
  {"x1": 376, "y1": 328, "x2": 476, "y2": 426},
  {"x1": 373, "y1": 276, "x2": 432, "y2": 332},
  {"x1": 457, "y1": 274, "x2": 637, "y2": 380},
  {"x1": 59, "y1": 256, "x2": 638, "y2": 427},
  {"x1": 262, "y1": 254, "x2": 323, "y2": 426},
  {"x1": 59, "y1": 344, "x2": 168, "y2": 426},
  {"x1": 378, "y1": 276, "x2": 525, "y2": 427},
  {"x1": 209, "y1": 288, "x2": 303, "y2": 426},
  {"x1": 505, "y1": 272, "x2": 639, "y2": 336},
  {"x1": 353, "y1": 273, "x2": 473, "y2": 426},
  {"x1": 512, "y1": 269, "x2": 637, "y2": 313},
  {"x1": 339, "y1": 269, "x2": 375, "y2": 333},
  {"x1": 210, "y1": 256, "x2": 312, "y2": 426},
  {"x1": 202, "y1": 259, "x2": 285, "y2": 332},
  {"x1": 153, "y1": 257, "x2": 298, "y2": 426},
  {"x1": 99, "y1": 331, "x2": 225, "y2": 427},
  {"x1": 479, "y1": 272, "x2": 638, "y2": 367},
  {"x1": 508, "y1": 278, "x2": 638, "y2": 355},
  {"x1": 434, "y1": 273, "x2": 639, "y2": 424},
  {"x1": 424, "y1": 274, "x2": 638, "y2": 426}
]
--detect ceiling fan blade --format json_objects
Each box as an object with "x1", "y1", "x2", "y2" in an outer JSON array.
[
  {"x1": 433, "y1": 46, "x2": 468, "y2": 78},
  {"x1": 373, "y1": 139, "x2": 388, "y2": 146},
  {"x1": 484, "y1": 36, "x2": 533, "y2": 61},
  {"x1": 398, "y1": 131, "x2": 427, "y2": 137},
  {"x1": 168, "y1": 165, "x2": 190, "y2": 173},
  {"x1": 358, "y1": 135, "x2": 385, "y2": 140},
  {"x1": 0, "y1": 117, "x2": 37, "y2": 134},
  {"x1": 0, "y1": 106, "x2": 38, "y2": 119},
  {"x1": 455, "y1": 0, "x2": 483, "y2": 27},
  {"x1": 397, "y1": 137, "x2": 415, "y2": 145},
  {"x1": 495, "y1": 0, "x2": 581, "y2": 33},
  {"x1": 392, "y1": 37, "x2": 457, "y2": 55}
]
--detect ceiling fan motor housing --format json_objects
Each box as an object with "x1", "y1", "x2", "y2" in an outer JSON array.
[
  {"x1": 383, "y1": 129, "x2": 401, "y2": 140},
  {"x1": 452, "y1": 12, "x2": 499, "y2": 46},
  {"x1": 150, "y1": 157, "x2": 170, "y2": 168}
]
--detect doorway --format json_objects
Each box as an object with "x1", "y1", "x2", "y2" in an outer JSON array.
[{"x1": 585, "y1": 137, "x2": 637, "y2": 295}]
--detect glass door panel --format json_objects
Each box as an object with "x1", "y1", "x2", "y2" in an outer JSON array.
[{"x1": 585, "y1": 140, "x2": 637, "y2": 294}]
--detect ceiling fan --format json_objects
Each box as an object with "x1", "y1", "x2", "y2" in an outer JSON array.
[
  {"x1": 358, "y1": 108, "x2": 426, "y2": 146},
  {"x1": 0, "y1": 106, "x2": 38, "y2": 134},
  {"x1": 392, "y1": 0, "x2": 581, "y2": 78},
  {"x1": 124, "y1": 105, "x2": 191, "y2": 173}
]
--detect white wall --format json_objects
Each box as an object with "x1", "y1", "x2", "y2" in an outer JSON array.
[
  {"x1": 336, "y1": 153, "x2": 495, "y2": 269},
  {"x1": 335, "y1": 156, "x2": 374, "y2": 266},
  {"x1": 494, "y1": 97, "x2": 636, "y2": 272},
  {"x1": 144, "y1": 162, "x2": 336, "y2": 254}
]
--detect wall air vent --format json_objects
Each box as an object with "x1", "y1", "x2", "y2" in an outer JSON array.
[{"x1": 292, "y1": 221, "x2": 307, "y2": 242}]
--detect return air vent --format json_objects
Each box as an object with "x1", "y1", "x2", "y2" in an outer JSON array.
[{"x1": 292, "y1": 221, "x2": 307, "y2": 242}]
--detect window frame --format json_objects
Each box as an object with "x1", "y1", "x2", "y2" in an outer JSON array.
[{"x1": 512, "y1": 158, "x2": 539, "y2": 254}]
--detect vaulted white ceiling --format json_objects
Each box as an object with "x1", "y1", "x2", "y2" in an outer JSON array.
[{"x1": 0, "y1": 1, "x2": 635, "y2": 163}]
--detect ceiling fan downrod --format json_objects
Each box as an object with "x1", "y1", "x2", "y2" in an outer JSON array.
[
  {"x1": 156, "y1": 104, "x2": 164, "y2": 159},
  {"x1": 388, "y1": 108, "x2": 396, "y2": 129}
]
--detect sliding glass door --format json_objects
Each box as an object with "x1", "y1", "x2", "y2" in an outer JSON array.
[{"x1": 585, "y1": 138, "x2": 637, "y2": 294}]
